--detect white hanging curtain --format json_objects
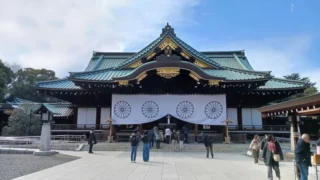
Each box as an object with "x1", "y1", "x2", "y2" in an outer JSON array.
[{"x1": 111, "y1": 94, "x2": 227, "y2": 125}]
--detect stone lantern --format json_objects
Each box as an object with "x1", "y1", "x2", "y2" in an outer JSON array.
[
  {"x1": 222, "y1": 118, "x2": 233, "y2": 144},
  {"x1": 33, "y1": 103, "x2": 59, "y2": 156}
]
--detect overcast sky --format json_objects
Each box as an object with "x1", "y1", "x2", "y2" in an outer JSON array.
[{"x1": 0, "y1": 0, "x2": 319, "y2": 89}]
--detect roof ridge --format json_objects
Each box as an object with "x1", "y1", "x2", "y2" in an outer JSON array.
[
  {"x1": 271, "y1": 77, "x2": 307, "y2": 84},
  {"x1": 233, "y1": 53, "x2": 247, "y2": 70},
  {"x1": 36, "y1": 78, "x2": 69, "y2": 85},
  {"x1": 224, "y1": 67, "x2": 271, "y2": 75}
]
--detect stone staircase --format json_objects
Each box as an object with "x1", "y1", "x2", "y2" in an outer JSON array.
[{"x1": 80, "y1": 142, "x2": 253, "y2": 152}]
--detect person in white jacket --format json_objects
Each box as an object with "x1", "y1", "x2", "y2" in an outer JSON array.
[{"x1": 165, "y1": 127, "x2": 172, "y2": 144}]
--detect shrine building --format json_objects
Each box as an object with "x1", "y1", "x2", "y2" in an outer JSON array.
[{"x1": 36, "y1": 24, "x2": 307, "y2": 140}]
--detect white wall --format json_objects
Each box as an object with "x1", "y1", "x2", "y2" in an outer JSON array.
[
  {"x1": 242, "y1": 108, "x2": 262, "y2": 126},
  {"x1": 100, "y1": 108, "x2": 111, "y2": 125},
  {"x1": 227, "y1": 108, "x2": 238, "y2": 126},
  {"x1": 77, "y1": 108, "x2": 96, "y2": 126}
]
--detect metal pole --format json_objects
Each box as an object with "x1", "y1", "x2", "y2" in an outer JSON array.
[{"x1": 29, "y1": 109, "x2": 32, "y2": 136}]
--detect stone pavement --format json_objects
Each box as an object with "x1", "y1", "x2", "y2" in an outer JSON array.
[{"x1": 14, "y1": 151, "x2": 318, "y2": 180}]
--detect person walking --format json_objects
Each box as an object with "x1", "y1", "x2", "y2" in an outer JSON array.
[
  {"x1": 154, "y1": 128, "x2": 161, "y2": 149},
  {"x1": 249, "y1": 135, "x2": 261, "y2": 164},
  {"x1": 183, "y1": 125, "x2": 189, "y2": 144},
  {"x1": 88, "y1": 128, "x2": 97, "y2": 154},
  {"x1": 203, "y1": 132, "x2": 214, "y2": 158},
  {"x1": 141, "y1": 131, "x2": 150, "y2": 162},
  {"x1": 171, "y1": 130, "x2": 178, "y2": 152},
  {"x1": 178, "y1": 130, "x2": 184, "y2": 151},
  {"x1": 165, "y1": 127, "x2": 172, "y2": 144},
  {"x1": 262, "y1": 135, "x2": 284, "y2": 180},
  {"x1": 295, "y1": 134, "x2": 313, "y2": 180},
  {"x1": 129, "y1": 131, "x2": 140, "y2": 163},
  {"x1": 261, "y1": 134, "x2": 268, "y2": 150},
  {"x1": 148, "y1": 128, "x2": 155, "y2": 149}
]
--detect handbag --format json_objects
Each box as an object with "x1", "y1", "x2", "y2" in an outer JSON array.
[
  {"x1": 247, "y1": 150, "x2": 253, "y2": 156},
  {"x1": 273, "y1": 154, "x2": 280, "y2": 162}
]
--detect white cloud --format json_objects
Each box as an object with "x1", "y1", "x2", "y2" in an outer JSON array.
[
  {"x1": 0, "y1": 0, "x2": 199, "y2": 77},
  {"x1": 207, "y1": 35, "x2": 320, "y2": 89}
]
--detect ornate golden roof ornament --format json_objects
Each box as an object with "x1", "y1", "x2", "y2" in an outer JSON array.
[
  {"x1": 180, "y1": 51, "x2": 190, "y2": 60},
  {"x1": 137, "y1": 73, "x2": 147, "y2": 82},
  {"x1": 159, "y1": 38, "x2": 178, "y2": 50},
  {"x1": 189, "y1": 72, "x2": 200, "y2": 81},
  {"x1": 117, "y1": 80, "x2": 129, "y2": 86},
  {"x1": 209, "y1": 80, "x2": 221, "y2": 86},
  {"x1": 146, "y1": 52, "x2": 156, "y2": 60},
  {"x1": 128, "y1": 60, "x2": 142, "y2": 68},
  {"x1": 194, "y1": 59, "x2": 210, "y2": 68},
  {"x1": 157, "y1": 68, "x2": 180, "y2": 79}
]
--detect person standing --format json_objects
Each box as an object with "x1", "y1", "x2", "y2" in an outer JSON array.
[
  {"x1": 154, "y1": 128, "x2": 161, "y2": 149},
  {"x1": 262, "y1": 135, "x2": 284, "y2": 180},
  {"x1": 295, "y1": 134, "x2": 313, "y2": 180},
  {"x1": 249, "y1": 135, "x2": 261, "y2": 164},
  {"x1": 203, "y1": 132, "x2": 214, "y2": 158},
  {"x1": 165, "y1": 127, "x2": 172, "y2": 144},
  {"x1": 178, "y1": 130, "x2": 184, "y2": 151},
  {"x1": 148, "y1": 127, "x2": 155, "y2": 149},
  {"x1": 183, "y1": 125, "x2": 189, "y2": 144},
  {"x1": 141, "y1": 131, "x2": 150, "y2": 162},
  {"x1": 171, "y1": 130, "x2": 178, "y2": 152},
  {"x1": 129, "y1": 131, "x2": 139, "y2": 163},
  {"x1": 88, "y1": 128, "x2": 97, "y2": 154}
]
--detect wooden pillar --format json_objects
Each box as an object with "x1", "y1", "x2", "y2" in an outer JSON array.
[
  {"x1": 194, "y1": 124, "x2": 198, "y2": 142},
  {"x1": 96, "y1": 107, "x2": 101, "y2": 129},
  {"x1": 72, "y1": 107, "x2": 78, "y2": 124},
  {"x1": 237, "y1": 107, "x2": 243, "y2": 130},
  {"x1": 289, "y1": 113, "x2": 300, "y2": 178}
]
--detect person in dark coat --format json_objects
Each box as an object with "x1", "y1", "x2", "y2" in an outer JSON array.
[
  {"x1": 148, "y1": 128, "x2": 155, "y2": 148},
  {"x1": 202, "y1": 132, "x2": 214, "y2": 158},
  {"x1": 129, "y1": 131, "x2": 140, "y2": 163},
  {"x1": 88, "y1": 128, "x2": 97, "y2": 153},
  {"x1": 260, "y1": 134, "x2": 268, "y2": 150},
  {"x1": 262, "y1": 134, "x2": 284, "y2": 180},
  {"x1": 183, "y1": 125, "x2": 189, "y2": 144},
  {"x1": 141, "y1": 131, "x2": 150, "y2": 162},
  {"x1": 295, "y1": 134, "x2": 313, "y2": 180}
]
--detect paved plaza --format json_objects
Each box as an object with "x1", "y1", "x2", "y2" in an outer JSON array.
[{"x1": 13, "y1": 151, "x2": 318, "y2": 180}]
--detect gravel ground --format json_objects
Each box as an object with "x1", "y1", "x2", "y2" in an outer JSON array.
[{"x1": 0, "y1": 154, "x2": 79, "y2": 180}]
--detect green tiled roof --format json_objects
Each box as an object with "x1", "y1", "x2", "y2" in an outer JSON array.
[
  {"x1": 118, "y1": 35, "x2": 166, "y2": 68},
  {"x1": 37, "y1": 79, "x2": 81, "y2": 90},
  {"x1": 258, "y1": 78, "x2": 306, "y2": 89},
  {"x1": 204, "y1": 54, "x2": 254, "y2": 70},
  {"x1": 85, "y1": 54, "x2": 131, "y2": 71},
  {"x1": 171, "y1": 36, "x2": 223, "y2": 69},
  {"x1": 72, "y1": 69, "x2": 133, "y2": 81},
  {"x1": 203, "y1": 69, "x2": 268, "y2": 80},
  {"x1": 72, "y1": 61, "x2": 268, "y2": 82}
]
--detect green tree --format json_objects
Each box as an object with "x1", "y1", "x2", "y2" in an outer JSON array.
[
  {"x1": 0, "y1": 60, "x2": 14, "y2": 102},
  {"x1": 2, "y1": 104, "x2": 42, "y2": 136},
  {"x1": 10, "y1": 68, "x2": 59, "y2": 102},
  {"x1": 284, "y1": 73, "x2": 318, "y2": 99}
]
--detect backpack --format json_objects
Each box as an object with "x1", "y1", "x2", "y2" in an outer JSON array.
[{"x1": 130, "y1": 135, "x2": 138, "y2": 146}]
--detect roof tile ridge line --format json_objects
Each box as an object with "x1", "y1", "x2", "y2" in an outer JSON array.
[
  {"x1": 118, "y1": 32, "x2": 169, "y2": 68},
  {"x1": 36, "y1": 78, "x2": 69, "y2": 85},
  {"x1": 223, "y1": 67, "x2": 271, "y2": 75},
  {"x1": 233, "y1": 53, "x2": 247, "y2": 70},
  {"x1": 69, "y1": 67, "x2": 118, "y2": 76},
  {"x1": 241, "y1": 56, "x2": 254, "y2": 70},
  {"x1": 271, "y1": 77, "x2": 307, "y2": 84},
  {"x1": 201, "y1": 50, "x2": 245, "y2": 54},
  {"x1": 93, "y1": 55, "x2": 104, "y2": 70},
  {"x1": 93, "y1": 51, "x2": 136, "y2": 55},
  {"x1": 172, "y1": 35, "x2": 223, "y2": 69}
]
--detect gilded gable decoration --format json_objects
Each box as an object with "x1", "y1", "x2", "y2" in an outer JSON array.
[
  {"x1": 157, "y1": 68, "x2": 180, "y2": 79},
  {"x1": 194, "y1": 60, "x2": 210, "y2": 68},
  {"x1": 128, "y1": 60, "x2": 142, "y2": 68}
]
